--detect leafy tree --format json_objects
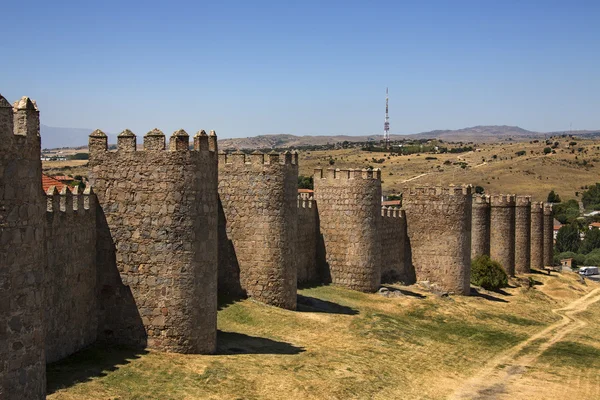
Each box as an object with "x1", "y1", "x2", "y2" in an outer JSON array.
[
  {"x1": 580, "y1": 228, "x2": 600, "y2": 254},
  {"x1": 475, "y1": 186, "x2": 485, "y2": 194},
  {"x1": 556, "y1": 224, "x2": 580, "y2": 253},
  {"x1": 552, "y1": 199, "x2": 579, "y2": 224},
  {"x1": 547, "y1": 190, "x2": 562, "y2": 203},
  {"x1": 581, "y1": 183, "x2": 600, "y2": 210},
  {"x1": 297, "y1": 175, "x2": 313, "y2": 190},
  {"x1": 470, "y1": 255, "x2": 508, "y2": 291},
  {"x1": 543, "y1": 147, "x2": 552, "y2": 154}
]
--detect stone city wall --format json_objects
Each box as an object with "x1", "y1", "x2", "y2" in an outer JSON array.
[
  {"x1": 543, "y1": 203, "x2": 554, "y2": 267},
  {"x1": 471, "y1": 194, "x2": 490, "y2": 259},
  {"x1": 402, "y1": 186, "x2": 472, "y2": 295},
  {"x1": 297, "y1": 195, "x2": 319, "y2": 284},
  {"x1": 313, "y1": 168, "x2": 382, "y2": 292},
  {"x1": 44, "y1": 186, "x2": 97, "y2": 363},
  {"x1": 218, "y1": 151, "x2": 298, "y2": 310},
  {"x1": 490, "y1": 195, "x2": 516, "y2": 276},
  {"x1": 514, "y1": 196, "x2": 532, "y2": 274},
  {"x1": 380, "y1": 206, "x2": 408, "y2": 283},
  {"x1": 89, "y1": 128, "x2": 218, "y2": 354},
  {"x1": 530, "y1": 202, "x2": 544, "y2": 270},
  {"x1": 0, "y1": 96, "x2": 46, "y2": 400}
]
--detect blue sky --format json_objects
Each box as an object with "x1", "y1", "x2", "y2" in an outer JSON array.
[{"x1": 1, "y1": 0, "x2": 599, "y2": 141}]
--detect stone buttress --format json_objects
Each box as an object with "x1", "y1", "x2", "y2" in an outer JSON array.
[
  {"x1": 543, "y1": 203, "x2": 554, "y2": 267},
  {"x1": 490, "y1": 195, "x2": 516, "y2": 276},
  {"x1": 530, "y1": 202, "x2": 544, "y2": 270},
  {"x1": 89, "y1": 128, "x2": 218, "y2": 354},
  {"x1": 514, "y1": 196, "x2": 531, "y2": 274},
  {"x1": 0, "y1": 95, "x2": 46, "y2": 399},
  {"x1": 313, "y1": 168, "x2": 382, "y2": 292},
  {"x1": 218, "y1": 151, "x2": 298, "y2": 309},
  {"x1": 402, "y1": 186, "x2": 472, "y2": 295},
  {"x1": 471, "y1": 194, "x2": 490, "y2": 259}
]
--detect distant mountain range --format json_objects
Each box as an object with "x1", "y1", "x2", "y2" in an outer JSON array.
[{"x1": 40, "y1": 124, "x2": 600, "y2": 150}]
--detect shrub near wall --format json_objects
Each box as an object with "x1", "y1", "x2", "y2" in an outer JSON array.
[{"x1": 471, "y1": 255, "x2": 508, "y2": 291}]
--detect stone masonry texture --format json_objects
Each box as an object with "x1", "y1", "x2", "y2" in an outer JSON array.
[
  {"x1": 530, "y1": 202, "x2": 544, "y2": 270},
  {"x1": 0, "y1": 96, "x2": 46, "y2": 399},
  {"x1": 514, "y1": 196, "x2": 531, "y2": 274},
  {"x1": 297, "y1": 195, "x2": 319, "y2": 284},
  {"x1": 89, "y1": 128, "x2": 218, "y2": 354},
  {"x1": 313, "y1": 168, "x2": 382, "y2": 292},
  {"x1": 218, "y1": 151, "x2": 298, "y2": 309},
  {"x1": 490, "y1": 195, "x2": 516, "y2": 276},
  {"x1": 402, "y1": 186, "x2": 472, "y2": 295},
  {"x1": 44, "y1": 186, "x2": 97, "y2": 363},
  {"x1": 471, "y1": 194, "x2": 490, "y2": 259},
  {"x1": 543, "y1": 203, "x2": 554, "y2": 267},
  {"x1": 380, "y1": 207, "x2": 409, "y2": 283}
]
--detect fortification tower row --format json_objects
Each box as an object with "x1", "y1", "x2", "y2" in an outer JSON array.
[
  {"x1": 218, "y1": 151, "x2": 299, "y2": 309},
  {"x1": 402, "y1": 186, "x2": 473, "y2": 295},
  {"x1": 515, "y1": 196, "x2": 532, "y2": 274},
  {"x1": 89, "y1": 128, "x2": 218, "y2": 354},
  {"x1": 0, "y1": 95, "x2": 46, "y2": 400},
  {"x1": 543, "y1": 203, "x2": 554, "y2": 267},
  {"x1": 530, "y1": 202, "x2": 544, "y2": 269},
  {"x1": 313, "y1": 168, "x2": 382, "y2": 292},
  {"x1": 471, "y1": 195, "x2": 490, "y2": 258},
  {"x1": 489, "y1": 195, "x2": 516, "y2": 276}
]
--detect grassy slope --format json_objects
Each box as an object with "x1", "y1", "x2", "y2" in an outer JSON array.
[
  {"x1": 299, "y1": 138, "x2": 600, "y2": 202},
  {"x1": 47, "y1": 272, "x2": 598, "y2": 400}
]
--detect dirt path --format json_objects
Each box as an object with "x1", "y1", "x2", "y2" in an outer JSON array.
[
  {"x1": 402, "y1": 173, "x2": 429, "y2": 183},
  {"x1": 449, "y1": 287, "x2": 600, "y2": 400}
]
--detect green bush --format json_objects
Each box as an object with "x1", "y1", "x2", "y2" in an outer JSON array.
[{"x1": 470, "y1": 255, "x2": 508, "y2": 291}]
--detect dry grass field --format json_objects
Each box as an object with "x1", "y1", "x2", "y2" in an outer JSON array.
[
  {"x1": 46, "y1": 272, "x2": 600, "y2": 400},
  {"x1": 299, "y1": 138, "x2": 600, "y2": 202}
]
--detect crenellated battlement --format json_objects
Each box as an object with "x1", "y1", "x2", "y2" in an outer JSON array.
[
  {"x1": 531, "y1": 201, "x2": 544, "y2": 212},
  {"x1": 313, "y1": 167, "x2": 381, "y2": 180},
  {"x1": 543, "y1": 202, "x2": 553, "y2": 215},
  {"x1": 490, "y1": 194, "x2": 516, "y2": 207},
  {"x1": 46, "y1": 186, "x2": 95, "y2": 213},
  {"x1": 473, "y1": 194, "x2": 490, "y2": 205},
  {"x1": 297, "y1": 195, "x2": 315, "y2": 209},
  {"x1": 0, "y1": 94, "x2": 41, "y2": 159},
  {"x1": 404, "y1": 184, "x2": 472, "y2": 197},
  {"x1": 381, "y1": 206, "x2": 405, "y2": 218},
  {"x1": 89, "y1": 128, "x2": 218, "y2": 154},
  {"x1": 218, "y1": 150, "x2": 299, "y2": 166},
  {"x1": 515, "y1": 195, "x2": 532, "y2": 207}
]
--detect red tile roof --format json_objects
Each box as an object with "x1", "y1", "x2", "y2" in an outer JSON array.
[
  {"x1": 382, "y1": 200, "x2": 402, "y2": 206},
  {"x1": 298, "y1": 189, "x2": 314, "y2": 193},
  {"x1": 42, "y1": 174, "x2": 69, "y2": 193}
]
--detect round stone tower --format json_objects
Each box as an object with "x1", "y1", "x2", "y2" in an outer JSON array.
[
  {"x1": 543, "y1": 203, "x2": 554, "y2": 267},
  {"x1": 490, "y1": 195, "x2": 516, "y2": 276},
  {"x1": 471, "y1": 194, "x2": 490, "y2": 259},
  {"x1": 313, "y1": 168, "x2": 382, "y2": 292},
  {"x1": 530, "y1": 202, "x2": 544, "y2": 270},
  {"x1": 515, "y1": 196, "x2": 531, "y2": 274}
]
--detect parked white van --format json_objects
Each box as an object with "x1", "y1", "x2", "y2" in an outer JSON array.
[{"x1": 579, "y1": 266, "x2": 599, "y2": 276}]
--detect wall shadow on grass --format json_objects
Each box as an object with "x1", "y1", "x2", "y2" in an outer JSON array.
[
  {"x1": 46, "y1": 344, "x2": 148, "y2": 395},
  {"x1": 470, "y1": 288, "x2": 509, "y2": 303},
  {"x1": 217, "y1": 331, "x2": 305, "y2": 355},
  {"x1": 296, "y1": 294, "x2": 359, "y2": 315}
]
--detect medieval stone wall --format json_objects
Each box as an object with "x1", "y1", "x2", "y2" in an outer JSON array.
[
  {"x1": 515, "y1": 196, "x2": 531, "y2": 274},
  {"x1": 530, "y1": 202, "x2": 544, "y2": 270},
  {"x1": 297, "y1": 195, "x2": 319, "y2": 284},
  {"x1": 44, "y1": 187, "x2": 97, "y2": 363},
  {"x1": 0, "y1": 96, "x2": 46, "y2": 399},
  {"x1": 380, "y1": 207, "x2": 409, "y2": 283},
  {"x1": 218, "y1": 151, "x2": 298, "y2": 309},
  {"x1": 543, "y1": 203, "x2": 554, "y2": 267},
  {"x1": 88, "y1": 128, "x2": 218, "y2": 354},
  {"x1": 402, "y1": 186, "x2": 472, "y2": 295},
  {"x1": 471, "y1": 195, "x2": 490, "y2": 259},
  {"x1": 313, "y1": 168, "x2": 382, "y2": 292},
  {"x1": 490, "y1": 195, "x2": 516, "y2": 276}
]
